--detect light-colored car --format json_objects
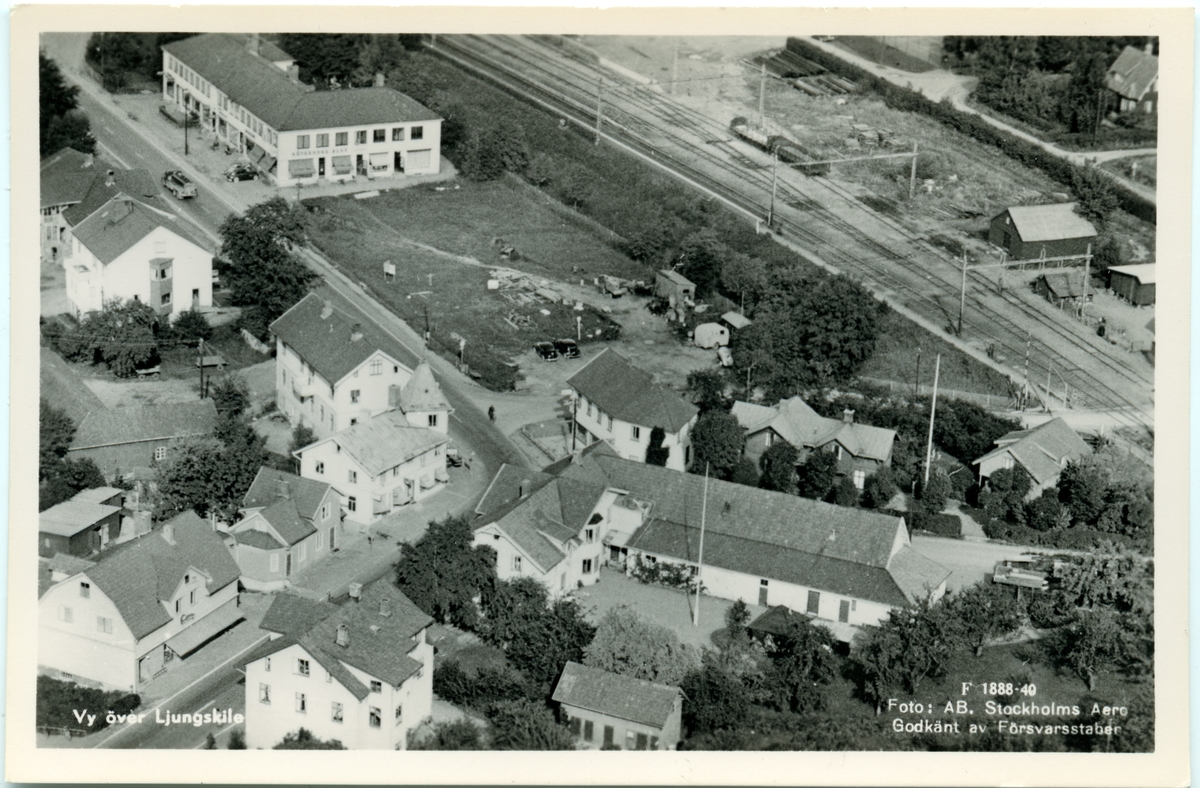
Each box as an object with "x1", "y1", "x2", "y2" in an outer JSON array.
[{"x1": 717, "y1": 346, "x2": 733, "y2": 367}]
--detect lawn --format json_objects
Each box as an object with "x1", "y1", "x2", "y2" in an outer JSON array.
[{"x1": 830, "y1": 36, "x2": 941, "y2": 74}]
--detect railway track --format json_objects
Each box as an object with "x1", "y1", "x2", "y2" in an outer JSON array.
[{"x1": 430, "y1": 34, "x2": 1153, "y2": 439}]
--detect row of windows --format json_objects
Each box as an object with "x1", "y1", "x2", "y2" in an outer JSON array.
[
  {"x1": 565, "y1": 715, "x2": 658, "y2": 750},
  {"x1": 169, "y1": 57, "x2": 211, "y2": 98},
  {"x1": 258, "y1": 685, "x2": 404, "y2": 727},
  {"x1": 296, "y1": 126, "x2": 423, "y2": 151},
  {"x1": 56, "y1": 605, "x2": 112, "y2": 633}
]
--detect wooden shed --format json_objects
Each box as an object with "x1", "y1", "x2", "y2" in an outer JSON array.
[
  {"x1": 1107, "y1": 263, "x2": 1156, "y2": 305},
  {"x1": 654, "y1": 269, "x2": 695, "y2": 307},
  {"x1": 1034, "y1": 272, "x2": 1090, "y2": 309},
  {"x1": 989, "y1": 203, "x2": 1098, "y2": 261}
]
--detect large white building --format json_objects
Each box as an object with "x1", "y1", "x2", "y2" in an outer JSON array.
[
  {"x1": 161, "y1": 34, "x2": 442, "y2": 188},
  {"x1": 244, "y1": 581, "x2": 434, "y2": 749}
]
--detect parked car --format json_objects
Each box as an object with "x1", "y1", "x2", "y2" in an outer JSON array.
[
  {"x1": 445, "y1": 444, "x2": 464, "y2": 467},
  {"x1": 224, "y1": 162, "x2": 258, "y2": 182},
  {"x1": 553, "y1": 338, "x2": 580, "y2": 359},
  {"x1": 717, "y1": 346, "x2": 733, "y2": 367},
  {"x1": 534, "y1": 342, "x2": 560, "y2": 361},
  {"x1": 162, "y1": 170, "x2": 197, "y2": 199}
]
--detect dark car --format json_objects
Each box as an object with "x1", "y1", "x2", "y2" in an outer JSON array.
[
  {"x1": 533, "y1": 342, "x2": 559, "y2": 361},
  {"x1": 162, "y1": 170, "x2": 197, "y2": 199},
  {"x1": 224, "y1": 162, "x2": 258, "y2": 182},
  {"x1": 553, "y1": 339, "x2": 580, "y2": 359}
]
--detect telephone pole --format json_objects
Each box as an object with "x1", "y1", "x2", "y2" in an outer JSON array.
[
  {"x1": 767, "y1": 150, "x2": 779, "y2": 228},
  {"x1": 923, "y1": 354, "x2": 941, "y2": 487},
  {"x1": 594, "y1": 78, "x2": 604, "y2": 145},
  {"x1": 758, "y1": 62, "x2": 766, "y2": 129},
  {"x1": 692, "y1": 463, "x2": 709, "y2": 628},
  {"x1": 908, "y1": 142, "x2": 919, "y2": 198},
  {"x1": 958, "y1": 251, "x2": 968, "y2": 336}
]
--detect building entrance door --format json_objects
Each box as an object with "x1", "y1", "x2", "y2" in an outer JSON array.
[
  {"x1": 839, "y1": 600, "x2": 851, "y2": 623},
  {"x1": 318, "y1": 158, "x2": 326, "y2": 177},
  {"x1": 329, "y1": 527, "x2": 336, "y2": 551},
  {"x1": 138, "y1": 655, "x2": 150, "y2": 684},
  {"x1": 394, "y1": 151, "x2": 404, "y2": 173},
  {"x1": 758, "y1": 580, "x2": 768, "y2": 607},
  {"x1": 286, "y1": 553, "x2": 292, "y2": 576}
]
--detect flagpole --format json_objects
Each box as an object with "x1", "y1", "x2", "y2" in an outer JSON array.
[
  {"x1": 923, "y1": 354, "x2": 941, "y2": 487},
  {"x1": 693, "y1": 463, "x2": 709, "y2": 627}
]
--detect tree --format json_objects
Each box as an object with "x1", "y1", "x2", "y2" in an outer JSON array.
[
  {"x1": 677, "y1": 228, "x2": 727, "y2": 298},
  {"x1": 485, "y1": 699, "x2": 575, "y2": 750},
  {"x1": 945, "y1": 582, "x2": 1023, "y2": 656},
  {"x1": 40, "y1": 458, "x2": 106, "y2": 512},
  {"x1": 979, "y1": 466, "x2": 1031, "y2": 523},
  {"x1": 764, "y1": 617, "x2": 839, "y2": 713},
  {"x1": 287, "y1": 422, "x2": 317, "y2": 473},
  {"x1": 394, "y1": 514, "x2": 497, "y2": 630},
  {"x1": 279, "y1": 33, "x2": 368, "y2": 86},
  {"x1": 856, "y1": 598, "x2": 958, "y2": 699},
  {"x1": 795, "y1": 450, "x2": 837, "y2": 500},
  {"x1": 458, "y1": 130, "x2": 506, "y2": 181},
  {"x1": 728, "y1": 457, "x2": 759, "y2": 488},
  {"x1": 758, "y1": 442, "x2": 798, "y2": 494},
  {"x1": 1056, "y1": 607, "x2": 1128, "y2": 691},
  {"x1": 725, "y1": 599, "x2": 752, "y2": 642},
  {"x1": 40, "y1": 399, "x2": 76, "y2": 479},
  {"x1": 85, "y1": 32, "x2": 153, "y2": 90},
  {"x1": 720, "y1": 252, "x2": 767, "y2": 314},
  {"x1": 1069, "y1": 166, "x2": 1120, "y2": 229},
  {"x1": 1055, "y1": 542, "x2": 1152, "y2": 615},
  {"x1": 933, "y1": 401, "x2": 1020, "y2": 464},
  {"x1": 227, "y1": 729, "x2": 246, "y2": 749},
  {"x1": 351, "y1": 34, "x2": 409, "y2": 85},
  {"x1": 219, "y1": 198, "x2": 315, "y2": 334},
  {"x1": 680, "y1": 662, "x2": 751, "y2": 735},
  {"x1": 172, "y1": 309, "x2": 213, "y2": 342},
  {"x1": 480, "y1": 578, "x2": 595, "y2": 687},
  {"x1": 1060, "y1": 50, "x2": 1110, "y2": 135},
  {"x1": 1056, "y1": 460, "x2": 1109, "y2": 526},
  {"x1": 61, "y1": 299, "x2": 161, "y2": 377},
  {"x1": 861, "y1": 467, "x2": 898, "y2": 509},
  {"x1": 850, "y1": 623, "x2": 906, "y2": 715},
  {"x1": 273, "y1": 728, "x2": 346, "y2": 749},
  {"x1": 1025, "y1": 489, "x2": 1068, "y2": 532},
  {"x1": 1091, "y1": 237, "x2": 1122, "y2": 276},
  {"x1": 916, "y1": 469, "x2": 952, "y2": 513},
  {"x1": 644, "y1": 426, "x2": 670, "y2": 466},
  {"x1": 832, "y1": 476, "x2": 860, "y2": 508},
  {"x1": 210, "y1": 374, "x2": 251, "y2": 417},
  {"x1": 203, "y1": 732, "x2": 217, "y2": 749},
  {"x1": 583, "y1": 606, "x2": 699, "y2": 687},
  {"x1": 690, "y1": 410, "x2": 744, "y2": 480},
  {"x1": 41, "y1": 51, "x2": 95, "y2": 156},
  {"x1": 411, "y1": 719, "x2": 483, "y2": 750},
  {"x1": 686, "y1": 368, "x2": 728, "y2": 413}
]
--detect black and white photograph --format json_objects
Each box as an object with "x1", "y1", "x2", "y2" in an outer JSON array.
[{"x1": 8, "y1": 4, "x2": 1192, "y2": 785}]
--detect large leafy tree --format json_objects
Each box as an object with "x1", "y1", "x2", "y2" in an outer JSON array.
[
  {"x1": 795, "y1": 449, "x2": 838, "y2": 501},
  {"x1": 944, "y1": 582, "x2": 1023, "y2": 657},
  {"x1": 156, "y1": 417, "x2": 267, "y2": 522},
  {"x1": 40, "y1": 457, "x2": 106, "y2": 512},
  {"x1": 40, "y1": 399, "x2": 76, "y2": 478},
  {"x1": 685, "y1": 368, "x2": 728, "y2": 413},
  {"x1": 40, "y1": 51, "x2": 95, "y2": 156},
  {"x1": 219, "y1": 198, "x2": 315, "y2": 335},
  {"x1": 394, "y1": 514, "x2": 497, "y2": 630},
  {"x1": 58, "y1": 299, "x2": 161, "y2": 377},
  {"x1": 764, "y1": 617, "x2": 839, "y2": 713},
  {"x1": 1056, "y1": 459, "x2": 1109, "y2": 526},
  {"x1": 680, "y1": 660, "x2": 751, "y2": 735},
  {"x1": 1060, "y1": 50, "x2": 1111, "y2": 136},
  {"x1": 690, "y1": 410, "x2": 744, "y2": 480},
  {"x1": 583, "y1": 606, "x2": 699, "y2": 687},
  {"x1": 1056, "y1": 542, "x2": 1152, "y2": 615},
  {"x1": 1055, "y1": 607, "x2": 1129, "y2": 691},
  {"x1": 480, "y1": 577, "x2": 595, "y2": 687},
  {"x1": 484, "y1": 699, "x2": 575, "y2": 750},
  {"x1": 758, "y1": 442, "x2": 798, "y2": 494},
  {"x1": 279, "y1": 33, "x2": 368, "y2": 86},
  {"x1": 677, "y1": 228, "x2": 727, "y2": 298}
]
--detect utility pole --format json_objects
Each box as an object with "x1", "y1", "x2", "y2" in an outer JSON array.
[
  {"x1": 594, "y1": 78, "x2": 604, "y2": 145},
  {"x1": 1081, "y1": 243, "x2": 1092, "y2": 318},
  {"x1": 671, "y1": 39, "x2": 679, "y2": 96},
  {"x1": 908, "y1": 142, "x2": 918, "y2": 199},
  {"x1": 923, "y1": 354, "x2": 941, "y2": 487},
  {"x1": 914, "y1": 347, "x2": 922, "y2": 398},
  {"x1": 767, "y1": 150, "x2": 779, "y2": 228},
  {"x1": 746, "y1": 363, "x2": 754, "y2": 394},
  {"x1": 958, "y1": 251, "x2": 968, "y2": 336},
  {"x1": 692, "y1": 464, "x2": 709, "y2": 628},
  {"x1": 758, "y1": 62, "x2": 766, "y2": 130},
  {"x1": 183, "y1": 93, "x2": 190, "y2": 156},
  {"x1": 197, "y1": 338, "x2": 206, "y2": 399}
]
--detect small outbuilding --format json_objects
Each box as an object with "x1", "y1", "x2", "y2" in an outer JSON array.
[
  {"x1": 1107, "y1": 263, "x2": 1156, "y2": 306},
  {"x1": 693, "y1": 322, "x2": 730, "y2": 348},
  {"x1": 989, "y1": 204, "x2": 1098, "y2": 261},
  {"x1": 1033, "y1": 272, "x2": 1090, "y2": 309},
  {"x1": 721, "y1": 311, "x2": 753, "y2": 331},
  {"x1": 654, "y1": 269, "x2": 695, "y2": 307},
  {"x1": 552, "y1": 661, "x2": 683, "y2": 751}
]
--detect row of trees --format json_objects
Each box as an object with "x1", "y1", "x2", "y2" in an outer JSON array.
[
  {"x1": 39, "y1": 400, "x2": 106, "y2": 511},
  {"x1": 84, "y1": 33, "x2": 193, "y2": 91},
  {"x1": 40, "y1": 51, "x2": 95, "y2": 157}
]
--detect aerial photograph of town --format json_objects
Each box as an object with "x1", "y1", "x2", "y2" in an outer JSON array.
[{"x1": 25, "y1": 19, "x2": 1178, "y2": 770}]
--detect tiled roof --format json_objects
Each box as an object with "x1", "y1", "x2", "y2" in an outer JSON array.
[
  {"x1": 62, "y1": 168, "x2": 164, "y2": 227},
  {"x1": 39, "y1": 499, "x2": 121, "y2": 537},
  {"x1": 162, "y1": 34, "x2": 441, "y2": 133},
  {"x1": 474, "y1": 464, "x2": 554, "y2": 516},
  {"x1": 81, "y1": 511, "x2": 241, "y2": 640},
  {"x1": 41, "y1": 347, "x2": 106, "y2": 425},
  {"x1": 321, "y1": 410, "x2": 447, "y2": 478},
  {"x1": 1038, "y1": 273, "x2": 1086, "y2": 300},
  {"x1": 41, "y1": 147, "x2": 109, "y2": 209},
  {"x1": 71, "y1": 401, "x2": 217, "y2": 450},
  {"x1": 733, "y1": 397, "x2": 896, "y2": 463},
  {"x1": 568, "y1": 348, "x2": 698, "y2": 434},
  {"x1": 257, "y1": 498, "x2": 317, "y2": 546},
  {"x1": 242, "y1": 466, "x2": 331, "y2": 520},
  {"x1": 259, "y1": 592, "x2": 338, "y2": 638},
  {"x1": 270, "y1": 290, "x2": 420, "y2": 386},
  {"x1": 1002, "y1": 204, "x2": 1097, "y2": 244},
  {"x1": 1106, "y1": 45, "x2": 1158, "y2": 101},
  {"x1": 552, "y1": 662, "x2": 680, "y2": 728},
  {"x1": 973, "y1": 417, "x2": 1091, "y2": 485},
  {"x1": 1107, "y1": 263, "x2": 1156, "y2": 285},
  {"x1": 233, "y1": 528, "x2": 285, "y2": 551},
  {"x1": 397, "y1": 360, "x2": 450, "y2": 413},
  {"x1": 70, "y1": 197, "x2": 213, "y2": 266}
]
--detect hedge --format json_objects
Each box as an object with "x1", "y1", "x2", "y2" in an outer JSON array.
[
  {"x1": 785, "y1": 38, "x2": 1156, "y2": 225},
  {"x1": 982, "y1": 520, "x2": 1141, "y2": 551},
  {"x1": 36, "y1": 676, "x2": 140, "y2": 731},
  {"x1": 909, "y1": 512, "x2": 962, "y2": 538}
]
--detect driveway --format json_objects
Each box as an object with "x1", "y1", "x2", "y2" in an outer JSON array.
[{"x1": 909, "y1": 534, "x2": 1047, "y2": 593}]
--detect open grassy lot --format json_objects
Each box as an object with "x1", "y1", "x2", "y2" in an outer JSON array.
[{"x1": 829, "y1": 36, "x2": 941, "y2": 74}]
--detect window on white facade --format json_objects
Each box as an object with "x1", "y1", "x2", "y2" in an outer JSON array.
[
  {"x1": 853, "y1": 469, "x2": 866, "y2": 489},
  {"x1": 348, "y1": 497, "x2": 357, "y2": 512},
  {"x1": 585, "y1": 528, "x2": 594, "y2": 543},
  {"x1": 428, "y1": 414, "x2": 438, "y2": 427},
  {"x1": 297, "y1": 135, "x2": 310, "y2": 149},
  {"x1": 392, "y1": 127, "x2": 405, "y2": 141},
  {"x1": 259, "y1": 683, "x2": 271, "y2": 704},
  {"x1": 331, "y1": 702, "x2": 343, "y2": 722},
  {"x1": 583, "y1": 558, "x2": 593, "y2": 574},
  {"x1": 369, "y1": 707, "x2": 381, "y2": 728},
  {"x1": 265, "y1": 657, "x2": 271, "y2": 672},
  {"x1": 79, "y1": 582, "x2": 90, "y2": 598},
  {"x1": 412, "y1": 126, "x2": 424, "y2": 140},
  {"x1": 374, "y1": 129, "x2": 386, "y2": 143},
  {"x1": 321, "y1": 503, "x2": 330, "y2": 520},
  {"x1": 1003, "y1": 456, "x2": 1015, "y2": 470},
  {"x1": 316, "y1": 462, "x2": 325, "y2": 475},
  {"x1": 316, "y1": 133, "x2": 329, "y2": 148},
  {"x1": 370, "y1": 680, "x2": 382, "y2": 693},
  {"x1": 58, "y1": 606, "x2": 72, "y2": 623},
  {"x1": 631, "y1": 426, "x2": 641, "y2": 441},
  {"x1": 350, "y1": 389, "x2": 360, "y2": 404},
  {"x1": 606, "y1": 415, "x2": 613, "y2": 430},
  {"x1": 348, "y1": 470, "x2": 358, "y2": 484},
  {"x1": 395, "y1": 705, "x2": 403, "y2": 724},
  {"x1": 161, "y1": 292, "x2": 171, "y2": 306},
  {"x1": 512, "y1": 555, "x2": 522, "y2": 573},
  {"x1": 296, "y1": 658, "x2": 310, "y2": 676},
  {"x1": 96, "y1": 616, "x2": 112, "y2": 634},
  {"x1": 370, "y1": 359, "x2": 383, "y2": 375},
  {"x1": 356, "y1": 130, "x2": 368, "y2": 144},
  {"x1": 336, "y1": 132, "x2": 348, "y2": 146},
  {"x1": 295, "y1": 692, "x2": 307, "y2": 713}
]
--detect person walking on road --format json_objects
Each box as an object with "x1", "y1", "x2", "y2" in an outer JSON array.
[{"x1": 488, "y1": 406, "x2": 495, "y2": 423}]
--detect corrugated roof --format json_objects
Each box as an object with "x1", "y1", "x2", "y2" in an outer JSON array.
[
  {"x1": 39, "y1": 500, "x2": 121, "y2": 537},
  {"x1": 656, "y1": 269, "x2": 695, "y2": 287},
  {"x1": 70, "y1": 197, "x2": 213, "y2": 266},
  {"x1": 1108, "y1": 263, "x2": 1156, "y2": 285},
  {"x1": 973, "y1": 417, "x2": 1091, "y2": 485},
  {"x1": 242, "y1": 466, "x2": 331, "y2": 520},
  {"x1": 721, "y1": 311, "x2": 753, "y2": 330},
  {"x1": 552, "y1": 662, "x2": 679, "y2": 728},
  {"x1": 1002, "y1": 203, "x2": 1097, "y2": 244},
  {"x1": 733, "y1": 397, "x2": 896, "y2": 463},
  {"x1": 162, "y1": 34, "x2": 440, "y2": 133},
  {"x1": 81, "y1": 511, "x2": 241, "y2": 640},
  {"x1": 1106, "y1": 45, "x2": 1158, "y2": 101},
  {"x1": 71, "y1": 401, "x2": 217, "y2": 450},
  {"x1": 397, "y1": 360, "x2": 450, "y2": 413},
  {"x1": 568, "y1": 348, "x2": 698, "y2": 434},
  {"x1": 41, "y1": 147, "x2": 109, "y2": 209},
  {"x1": 270, "y1": 290, "x2": 421, "y2": 386},
  {"x1": 323, "y1": 410, "x2": 447, "y2": 478}
]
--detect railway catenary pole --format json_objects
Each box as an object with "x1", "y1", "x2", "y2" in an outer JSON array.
[
  {"x1": 923, "y1": 354, "x2": 941, "y2": 487},
  {"x1": 758, "y1": 62, "x2": 766, "y2": 129},
  {"x1": 958, "y1": 251, "x2": 968, "y2": 336},
  {"x1": 1081, "y1": 243, "x2": 1092, "y2": 316},
  {"x1": 594, "y1": 78, "x2": 604, "y2": 145},
  {"x1": 767, "y1": 150, "x2": 779, "y2": 227},
  {"x1": 908, "y1": 142, "x2": 918, "y2": 199},
  {"x1": 671, "y1": 39, "x2": 679, "y2": 96},
  {"x1": 692, "y1": 463, "x2": 710, "y2": 628}
]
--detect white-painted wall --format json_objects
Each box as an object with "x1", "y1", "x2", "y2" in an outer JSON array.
[{"x1": 574, "y1": 395, "x2": 694, "y2": 472}]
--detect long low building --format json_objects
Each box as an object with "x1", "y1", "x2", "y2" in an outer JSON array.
[{"x1": 474, "y1": 442, "x2": 949, "y2": 639}]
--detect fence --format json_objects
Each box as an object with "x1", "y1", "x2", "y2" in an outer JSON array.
[
  {"x1": 241, "y1": 329, "x2": 271, "y2": 355},
  {"x1": 37, "y1": 725, "x2": 89, "y2": 738}
]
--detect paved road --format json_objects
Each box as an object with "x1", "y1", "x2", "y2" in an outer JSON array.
[
  {"x1": 909, "y1": 533, "x2": 1048, "y2": 594},
  {"x1": 107, "y1": 671, "x2": 245, "y2": 750}
]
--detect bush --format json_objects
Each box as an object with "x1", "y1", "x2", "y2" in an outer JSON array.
[
  {"x1": 629, "y1": 554, "x2": 703, "y2": 593},
  {"x1": 433, "y1": 660, "x2": 530, "y2": 710},
  {"x1": 909, "y1": 511, "x2": 962, "y2": 538},
  {"x1": 172, "y1": 308, "x2": 213, "y2": 342},
  {"x1": 1025, "y1": 589, "x2": 1078, "y2": 629},
  {"x1": 36, "y1": 676, "x2": 140, "y2": 731}
]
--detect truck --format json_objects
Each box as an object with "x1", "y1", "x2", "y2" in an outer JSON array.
[
  {"x1": 991, "y1": 559, "x2": 1051, "y2": 590},
  {"x1": 163, "y1": 170, "x2": 197, "y2": 199}
]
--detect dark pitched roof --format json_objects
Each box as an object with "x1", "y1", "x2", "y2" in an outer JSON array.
[
  {"x1": 552, "y1": 662, "x2": 680, "y2": 728},
  {"x1": 81, "y1": 511, "x2": 241, "y2": 639},
  {"x1": 162, "y1": 34, "x2": 440, "y2": 133},
  {"x1": 973, "y1": 417, "x2": 1091, "y2": 485},
  {"x1": 732, "y1": 397, "x2": 895, "y2": 462},
  {"x1": 233, "y1": 529, "x2": 285, "y2": 550},
  {"x1": 41, "y1": 147, "x2": 109, "y2": 209},
  {"x1": 1038, "y1": 273, "x2": 1086, "y2": 300},
  {"x1": 474, "y1": 464, "x2": 554, "y2": 516},
  {"x1": 270, "y1": 289, "x2": 421, "y2": 386},
  {"x1": 40, "y1": 347, "x2": 106, "y2": 425},
  {"x1": 259, "y1": 592, "x2": 338, "y2": 638},
  {"x1": 567, "y1": 348, "x2": 698, "y2": 433},
  {"x1": 71, "y1": 401, "x2": 218, "y2": 450},
  {"x1": 1000, "y1": 204, "x2": 1097, "y2": 244},
  {"x1": 242, "y1": 466, "x2": 331, "y2": 520},
  {"x1": 747, "y1": 605, "x2": 814, "y2": 637},
  {"x1": 62, "y1": 167, "x2": 164, "y2": 227},
  {"x1": 69, "y1": 197, "x2": 213, "y2": 266},
  {"x1": 257, "y1": 498, "x2": 318, "y2": 546},
  {"x1": 1106, "y1": 45, "x2": 1158, "y2": 101},
  {"x1": 318, "y1": 410, "x2": 447, "y2": 478}
]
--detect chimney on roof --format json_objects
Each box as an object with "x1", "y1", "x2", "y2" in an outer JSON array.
[
  {"x1": 83, "y1": 153, "x2": 94, "y2": 169},
  {"x1": 1145, "y1": 40, "x2": 1155, "y2": 56},
  {"x1": 350, "y1": 324, "x2": 364, "y2": 342},
  {"x1": 843, "y1": 408, "x2": 855, "y2": 424},
  {"x1": 246, "y1": 33, "x2": 260, "y2": 56},
  {"x1": 335, "y1": 623, "x2": 349, "y2": 647},
  {"x1": 320, "y1": 300, "x2": 333, "y2": 320},
  {"x1": 374, "y1": 72, "x2": 386, "y2": 88},
  {"x1": 105, "y1": 169, "x2": 116, "y2": 188},
  {"x1": 379, "y1": 597, "x2": 391, "y2": 618},
  {"x1": 278, "y1": 480, "x2": 290, "y2": 499},
  {"x1": 162, "y1": 521, "x2": 177, "y2": 546}
]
